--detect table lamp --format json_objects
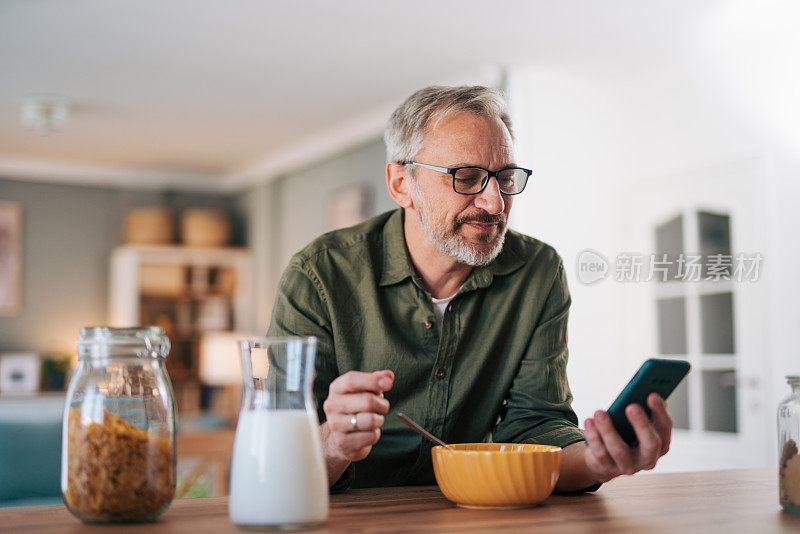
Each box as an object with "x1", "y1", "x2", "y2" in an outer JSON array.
[
  {"x1": 199, "y1": 332, "x2": 247, "y2": 387},
  {"x1": 199, "y1": 332, "x2": 254, "y2": 422}
]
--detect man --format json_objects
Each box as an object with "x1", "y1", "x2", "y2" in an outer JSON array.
[{"x1": 267, "y1": 86, "x2": 672, "y2": 492}]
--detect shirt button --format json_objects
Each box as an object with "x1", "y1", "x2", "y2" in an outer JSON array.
[
  {"x1": 436, "y1": 369, "x2": 446, "y2": 379},
  {"x1": 424, "y1": 320, "x2": 433, "y2": 329}
]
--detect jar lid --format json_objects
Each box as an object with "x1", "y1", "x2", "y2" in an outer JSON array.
[{"x1": 78, "y1": 326, "x2": 170, "y2": 359}]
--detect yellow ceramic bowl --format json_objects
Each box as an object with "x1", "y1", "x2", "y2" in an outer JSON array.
[{"x1": 431, "y1": 443, "x2": 562, "y2": 509}]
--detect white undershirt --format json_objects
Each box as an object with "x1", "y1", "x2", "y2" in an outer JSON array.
[{"x1": 431, "y1": 294, "x2": 457, "y2": 336}]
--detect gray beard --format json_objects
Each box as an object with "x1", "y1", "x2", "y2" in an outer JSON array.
[{"x1": 414, "y1": 187, "x2": 507, "y2": 267}]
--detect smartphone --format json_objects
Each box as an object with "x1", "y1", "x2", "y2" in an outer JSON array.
[{"x1": 607, "y1": 358, "x2": 691, "y2": 446}]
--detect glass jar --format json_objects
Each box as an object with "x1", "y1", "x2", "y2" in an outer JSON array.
[
  {"x1": 778, "y1": 375, "x2": 800, "y2": 514},
  {"x1": 61, "y1": 327, "x2": 176, "y2": 523}
]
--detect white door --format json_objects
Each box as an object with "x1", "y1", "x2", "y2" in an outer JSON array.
[{"x1": 618, "y1": 159, "x2": 771, "y2": 471}]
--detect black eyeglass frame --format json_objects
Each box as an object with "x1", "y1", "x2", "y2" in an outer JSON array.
[{"x1": 401, "y1": 161, "x2": 532, "y2": 195}]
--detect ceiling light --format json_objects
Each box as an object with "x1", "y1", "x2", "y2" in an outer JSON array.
[{"x1": 20, "y1": 94, "x2": 69, "y2": 135}]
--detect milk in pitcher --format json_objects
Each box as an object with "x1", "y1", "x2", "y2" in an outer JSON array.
[{"x1": 229, "y1": 409, "x2": 328, "y2": 527}]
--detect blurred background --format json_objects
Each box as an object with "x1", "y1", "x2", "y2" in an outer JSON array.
[{"x1": 1, "y1": 0, "x2": 799, "y2": 503}]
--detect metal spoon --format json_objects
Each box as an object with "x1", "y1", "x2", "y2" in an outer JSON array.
[{"x1": 396, "y1": 412, "x2": 455, "y2": 451}]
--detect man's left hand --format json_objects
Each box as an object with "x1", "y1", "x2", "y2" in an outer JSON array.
[{"x1": 582, "y1": 393, "x2": 672, "y2": 482}]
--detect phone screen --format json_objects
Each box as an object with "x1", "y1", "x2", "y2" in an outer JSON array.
[{"x1": 607, "y1": 358, "x2": 690, "y2": 446}]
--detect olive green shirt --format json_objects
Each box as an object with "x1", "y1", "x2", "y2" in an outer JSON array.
[{"x1": 267, "y1": 209, "x2": 586, "y2": 490}]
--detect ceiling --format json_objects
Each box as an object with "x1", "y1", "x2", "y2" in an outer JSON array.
[{"x1": 0, "y1": 0, "x2": 721, "y2": 190}]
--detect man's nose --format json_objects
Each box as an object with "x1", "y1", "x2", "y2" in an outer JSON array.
[{"x1": 473, "y1": 176, "x2": 505, "y2": 215}]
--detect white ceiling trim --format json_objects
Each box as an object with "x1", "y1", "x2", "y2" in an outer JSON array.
[{"x1": 0, "y1": 156, "x2": 229, "y2": 192}]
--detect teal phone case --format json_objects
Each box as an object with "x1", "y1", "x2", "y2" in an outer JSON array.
[{"x1": 607, "y1": 358, "x2": 691, "y2": 446}]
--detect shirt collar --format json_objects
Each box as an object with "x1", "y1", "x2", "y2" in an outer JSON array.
[
  {"x1": 379, "y1": 209, "x2": 526, "y2": 290},
  {"x1": 460, "y1": 232, "x2": 525, "y2": 292},
  {"x1": 379, "y1": 209, "x2": 416, "y2": 287}
]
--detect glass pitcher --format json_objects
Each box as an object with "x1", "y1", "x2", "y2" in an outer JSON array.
[{"x1": 229, "y1": 336, "x2": 329, "y2": 529}]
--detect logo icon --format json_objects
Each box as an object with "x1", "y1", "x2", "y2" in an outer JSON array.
[{"x1": 576, "y1": 249, "x2": 610, "y2": 285}]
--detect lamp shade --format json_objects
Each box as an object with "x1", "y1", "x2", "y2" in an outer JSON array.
[{"x1": 199, "y1": 332, "x2": 251, "y2": 386}]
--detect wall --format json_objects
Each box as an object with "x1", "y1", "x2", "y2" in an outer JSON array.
[
  {"x1": 2, "y1": 136, "x2": 397, "y2": 355},
  {"x1": 236, "y1": 180, "x2": 276, "y2": 336},
  {"x1": 763, "y1": 149, "x2": 800, "y2": 426},
  {"x1": 274, "y1": 137, "x2": 395, "y2": 273},
  {"x1": 239, "y1": 137, "x2": 394, "y2": 332},
  {"x1": 0, "y1": 177, "x2": 243, "y2": 355},
  {"x1": 507, "y1": 60, "x2": 799, "y2": 469},
  {"x1": 507, "y1": 63, "x2": 764, "y2": 420}
]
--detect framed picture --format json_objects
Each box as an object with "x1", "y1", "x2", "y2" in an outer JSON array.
[
  {"x1": 0, "y1": 201, "x2": 22, "y2": 316},
  {"x1": 328, "y1": 185, "x2": 370, "y2": 231},
  {"x1": 0, "y1": 353, "x2": 40, "y2": 394}
]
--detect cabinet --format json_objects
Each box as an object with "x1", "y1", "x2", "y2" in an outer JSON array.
[{"x1": 109, "y1": 245, "x2": 253, "y2": 413}]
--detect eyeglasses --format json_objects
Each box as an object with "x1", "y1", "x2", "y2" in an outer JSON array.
[{"x1": 402, "y1": 162, "x2": 531, "y2": 195}]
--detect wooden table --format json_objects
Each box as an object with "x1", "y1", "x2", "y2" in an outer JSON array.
[
  {"x1": 3, "y1": 468, "x2": 799, "y2": 533},
  {"x1": 176, "y1": 428, "x2": 235, "y2": 497}
]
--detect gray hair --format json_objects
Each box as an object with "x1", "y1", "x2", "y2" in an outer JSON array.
[{"x1": 384, "y1": 85, "x2": 514, "y2": 164}]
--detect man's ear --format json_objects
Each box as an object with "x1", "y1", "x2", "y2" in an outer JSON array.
[{"x1": 386, "y1": 162, "x2": 413, "y2": 209}]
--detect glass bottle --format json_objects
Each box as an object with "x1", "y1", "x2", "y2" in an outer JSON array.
[
  {"x1": 229, "y1": 336, "x2": 328, "y2": 529},
  {"x1": 62, "y1": 326, "x2": 176, "y2": 523},
  {"x1": 778, "y1": 375, "x2": 800, "y2": 514}
]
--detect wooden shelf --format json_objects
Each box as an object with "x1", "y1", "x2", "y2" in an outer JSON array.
[{"x1": 109, "y1": 244, "x2": 253, "y2": 414}]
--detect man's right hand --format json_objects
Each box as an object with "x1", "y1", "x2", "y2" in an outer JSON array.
[{"x1": 320, "y1": 370, "x2": 394, "y2": 483}]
